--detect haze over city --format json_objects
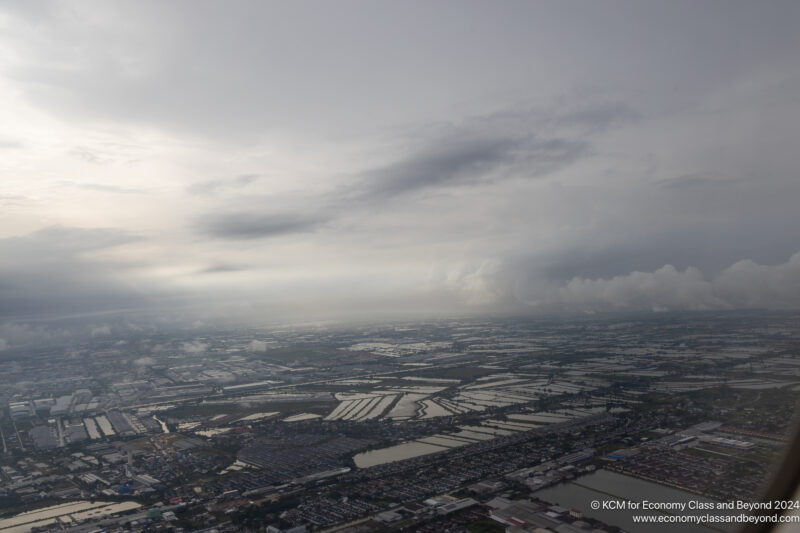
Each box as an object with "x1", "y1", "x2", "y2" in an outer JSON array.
[{"x1": 1, "y1": 1, "x2": 799, "y2": 345}]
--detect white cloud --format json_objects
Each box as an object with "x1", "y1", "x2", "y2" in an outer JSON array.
[
  {"x1": 90, "y1": 325, "x2": 111, "y2": 337},
  {"x1": 714, "y1": 252, "x2": 800, "y2": 309},
  {"x1": 246, "y1": 340, "x2": 267, "y2": 353},
  {"x1": 554, "y1": 265, "x2": 722, "y2": 312},
  {"x1": 182, "y1": 340, "x2": 207, "y2": 354},
  {"x1": 540, "y1": 252, "x2": 800, "y2": 312}
]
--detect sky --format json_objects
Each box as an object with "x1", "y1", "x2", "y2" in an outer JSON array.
[{"x1": 1, "y1": 1, "x2": 799, "y2": 343}]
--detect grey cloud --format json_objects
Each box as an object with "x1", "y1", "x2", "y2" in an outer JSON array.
[
  {"x1": 347, "y1": 104, "x2": 617, "y2": 201},
  {"x1": 59, "y1": 180, "x2": 144, "y2": 194},
  {"x1": 198, "y1": 264, "x2": 247, "y2": 274},
  {"x1": 197, "y1": 212, "x2": 327, "y2": 240},
  {"x1": 1, "y1": 2, "x2": 799, "y2": 324},
  {"x1": 23, "y1": 225, "x2": 141, "y2": 251},
  {"x1": 6, "y1": 1, "x2": 795, "y2": 144},
  {"x1": 188, "y1": 174, "x2": 260, "y2": 195},
  {"x1": 0, "y1": 226, "x2": 146, "y2": 318},
  {"x1": 553, "y1": 102, "x2": 641, "y2": 133},
  {"x1": 655, "y1": 174, "x2": 734, "y2": 189},
  {"x1": 355, "y1": 135, "x2": 529, "y2": 199},
  {"x1": 190, "y1": 102, "x2": 624, "y2": 243}
]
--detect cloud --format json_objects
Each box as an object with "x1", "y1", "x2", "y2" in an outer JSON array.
[
  {"x1": 655, "y1": 173, "x2": 734, "y2": 190},
  {"x1": 188, "y1": 174, "x2": 260, "y2": 195},
  {"x1": 426, "y1": 251, "x2": 800, "y2": 314},
  {"x1": 197, "y1": 212, "x2": 328, "y2": 240},
  {"x1": 543, "y1": 253, "x2": 800, "y2": 312},
  {"x1": 183, "y1": 340, "x2": 207, "y2": 354},
  {"x1": 553, "y1": 265, "x2": 722, "y2": 312},
  {"x1": 355, "y1": 134, "x2": 588, "y2": 200},
  {"x1": 59, "y1": 181, "x2": 144, "y2": 194},
  {"x1": 714, "y1": 252, "x2": 800, "y2": 309},
  {"x1": 198, "y1": 264, "x2": 247, "y2": 274},
  {"x1": 246, "y1": 340, "x2": 267, "y2": 352},
  {"x1": 553, "y1": 102, "x2": 640, "y2": 132},
  {"x1": 23, "y1": 225, "x2": 141, "y2": 251},
  {"x1": 134, "y1": 356, "x2": 155, "y2": 366},
  {"x1": 347, "y1": 104, "x2": 631, "y2": 201},
  {"x1": 90, "y1": 325, "x2": 111, "y2": 337},
  {"x1": 0, "y1": 3, "x2": 798, "y2": 325},
  {"x1": 0, "y1": 226, "x2": 147, "y2": 318},
  {"x1": 0, "y1": 193, "x2": 31, "y2": 206},
  {"x1": 0, "y1": 137, "x2": 23, "y2": 149},
  {"x1": 190, "y1": 103, "x2": 627, "y2": 243},
  {"x1": 0, "y1": 338, "x2": 7, "y2": 351}
]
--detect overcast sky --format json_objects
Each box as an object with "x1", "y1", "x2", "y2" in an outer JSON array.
[{"x1": 1, "y1": 0, "x2": 799, "y2": 340}]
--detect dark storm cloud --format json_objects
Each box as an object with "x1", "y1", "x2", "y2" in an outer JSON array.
[{"x1": 197, "y1": 212, "x2": 328, "y2": 240}]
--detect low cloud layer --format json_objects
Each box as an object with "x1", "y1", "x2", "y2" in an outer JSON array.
[{"x1": 545, "y1": 252, "x2": 800, "y2": 312}]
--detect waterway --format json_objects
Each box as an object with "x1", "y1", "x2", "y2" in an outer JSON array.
[
  {"x1": 535, "y1": 469, "x2": 734, "y2": 533},
  {"x1": 153, "y1": 414, "x2": 170, "y2": 433}
]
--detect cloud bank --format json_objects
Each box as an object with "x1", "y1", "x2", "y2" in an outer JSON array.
[
  {"x1": 0, "y1": 1, "x2": 797, "y2": 340},
  {"x1": 543, "y1": 253, "x2": 800, "y2": 312}
]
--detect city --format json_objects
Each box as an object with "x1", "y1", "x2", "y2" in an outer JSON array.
[{"x1": 2, "y1": 311, "x2": 798, "y2": 532}]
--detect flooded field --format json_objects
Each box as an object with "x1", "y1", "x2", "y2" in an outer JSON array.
[
  {"x1": 283, "y1": 413, "x2": 322, "y2": 422},
  {"x1": 353, "y1": 441, "x2": 448, "y2": 468}
]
